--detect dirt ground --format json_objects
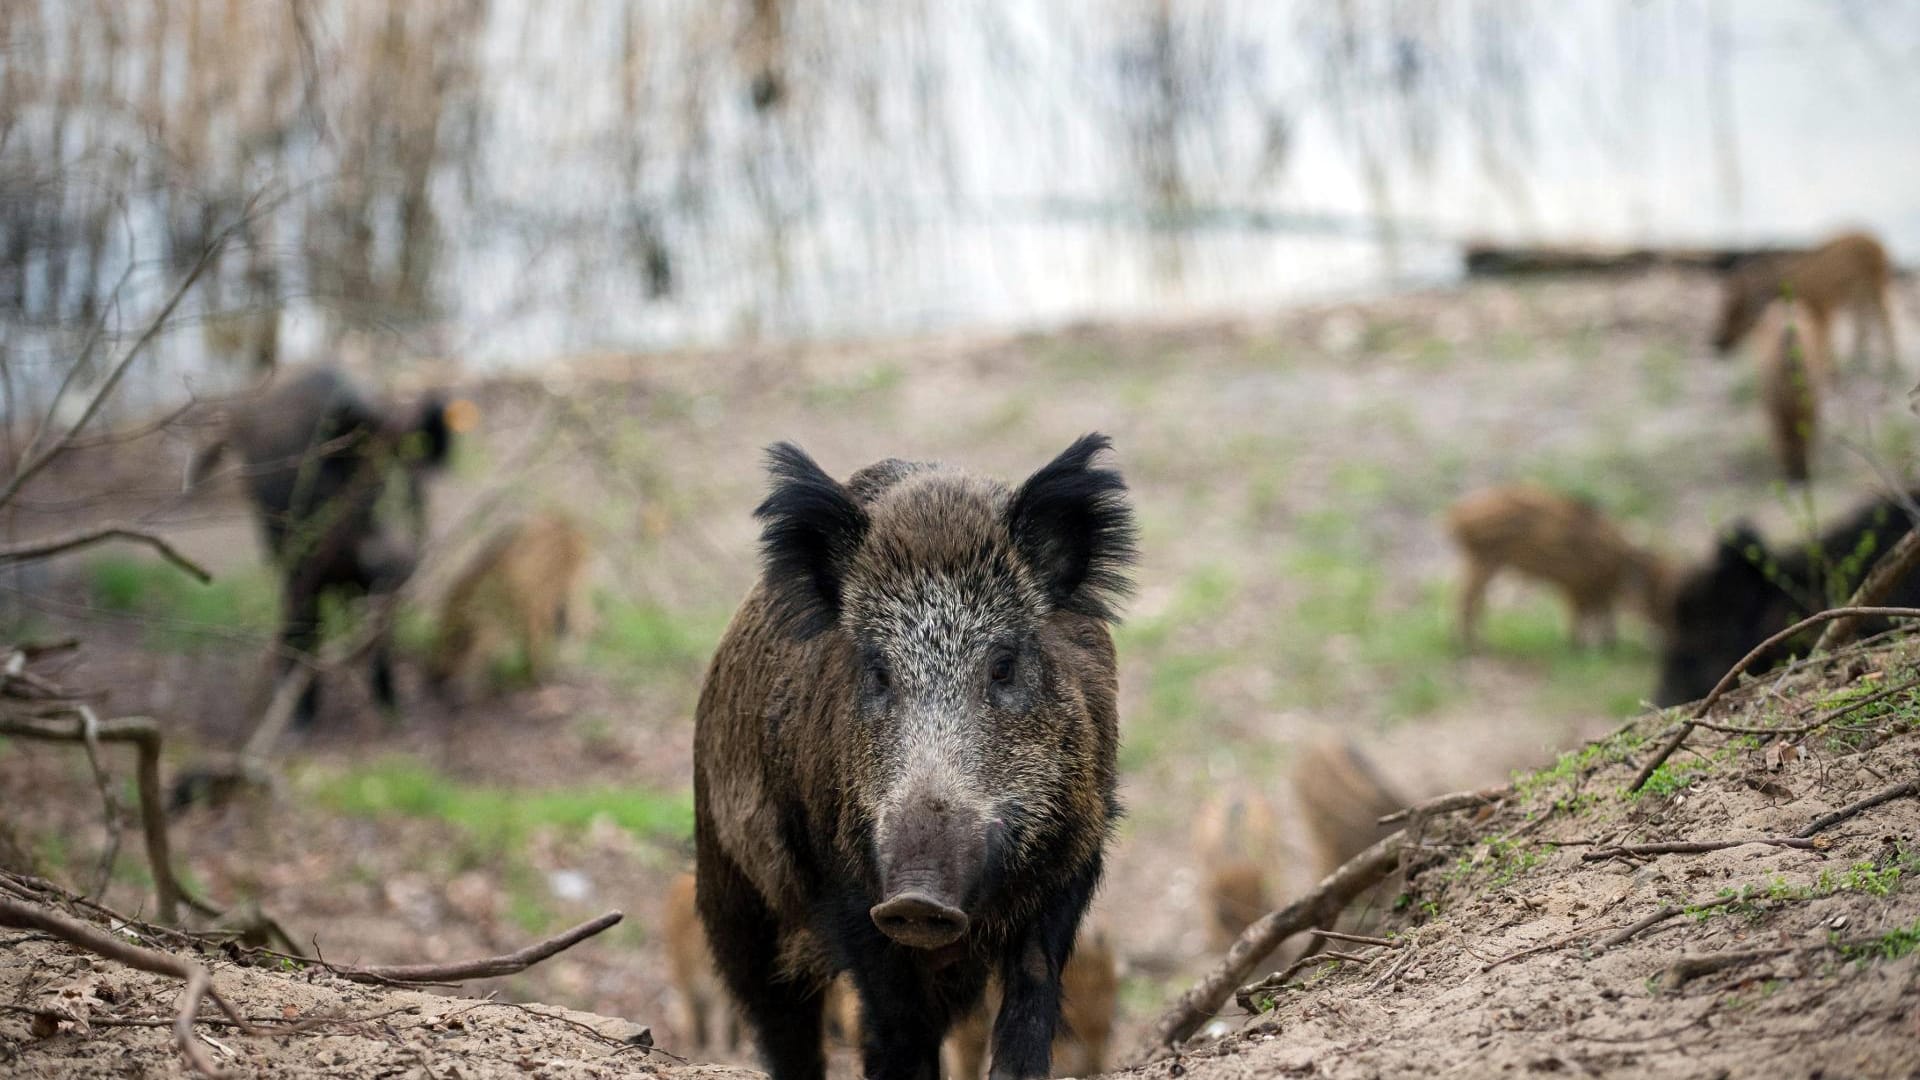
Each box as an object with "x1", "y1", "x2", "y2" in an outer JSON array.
[{"x1": 3, "y1": 268, "x2": 1919, "y2": 1076}]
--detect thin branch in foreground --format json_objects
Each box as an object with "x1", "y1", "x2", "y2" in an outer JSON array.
[
  {"x1": 1133, "y1": 826, "x2": 1408, "y2": 1061},
  {"x1": 1794, "y1": 779, "x2": 1920, "y2": 839},
  {"x1": 1578, "y1": 837, "x2": 1823, "y2": 862},
  {"x1": 0, "y1": 712, "x2": 182, "y2": 923},
  {"x1": 1627, "y1": 605, "x2": 1920, "y2": 793},
  {"x1": 1693, "y1": 673, "x2": 1920, "y2": 737},
  {"x1": 1377, "y1": 784, "x2": 1511, "y2": 826},
  {"x1": 328, "y1": 911, "x2": 624, "y2": 985},
  {"x1": 0, "y1": 896, "x2": 251, "y2": 1077},
  {"x1": 0, "y1": 524, "x2": 212, "y2": 583},
  {"x1": 1814, "y1": 520, "x2": 1920, "y2": 653},
  {"x1": 1594, "y1": 895, "x2": 1741, "y2": 952}
]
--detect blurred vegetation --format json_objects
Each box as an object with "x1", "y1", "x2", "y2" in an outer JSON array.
[{"x1": 86, "y1": 555, "x2": 278, "y2": 649}]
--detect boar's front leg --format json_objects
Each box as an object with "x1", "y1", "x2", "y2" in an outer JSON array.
[{"x1": 988, "y1": 867, "x2": 1098, "y2": 1080}]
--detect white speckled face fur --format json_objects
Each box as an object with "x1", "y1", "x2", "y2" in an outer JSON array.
[{"x1": 841, "y1": 473, "x2": 1049, "y2": 852}]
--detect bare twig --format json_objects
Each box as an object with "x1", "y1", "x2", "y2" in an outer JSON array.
[
  {"x1": 1795, "y1": 779, "x2": 1920, "y2": 839},
  {"x1": 0, "y1": 713, "x2": 182, "y2": 923},
  {"x1": 1595, "y1": 895, "x2": 1740, "y2": 951},
  {"x1": 1814, "y1": 531, "x2": 1920, "y2": 652},
  {"x1": 1377, "y1": 785, "x2": 1511, "y2": 826},
  {"x1": 1134, "y1": 827, "x2": 1408, "y2": 1061},
  {"x1": 1628, "y1": 606, "x2": 1920, "y2": 793},
  {"x1": 1579, "y1": 837, "x2": 1823, "y2": 862},
  {"x1": 0, "y1": 896, "x2": 251, "y2": 1077},
  {"x1": 72, "y1": 705, "x2": 124, "y2": 900},
  {"x1": 1308, "y1": 928, "x2": 1403, "y2": 949},
  {"x1": 330, "y1": 912, "x2": 624, "y2": 985},
  {"x1": 2, "y1": 219, "x2": 239, "y2": 509},
  {"x1": 1694, "y1": 673, "x2": 1920, "y2": 737},
  {"x1": 0, "y1": 524, "x2": 212, "y2": 582}
]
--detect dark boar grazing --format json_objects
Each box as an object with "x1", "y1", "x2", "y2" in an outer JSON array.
[
  {"x1": 693, "y1": 434, "x2": 1135, "y2": 1080},
  {"x1": 1712, "y1": 230, "x2": 1896, "y2": 367},
  {"x1": 428, "y1": 511, "x2": 591, "y2": 701},
  {"x1": 663, "y1": 871, "x2": 740, "y2": 1053},
  {"x1": 1655, "y1": 494, "x2": 1919, "y2": 707},
  {"x1": 190, "y1": 366, "x2": 462, "y2": 726},
  {"x1": 1447, "y1": 485, "x2": 1674, "y2": 650}
]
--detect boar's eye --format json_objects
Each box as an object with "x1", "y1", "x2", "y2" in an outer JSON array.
[
  {"x1": 987, "y1": 648, "x2": 1016, "y2": 685},
  {"x1": 866, "y1": 656, "x2": 892, "y2": 695}
]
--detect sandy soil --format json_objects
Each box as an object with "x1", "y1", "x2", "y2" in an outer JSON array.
[{"x1": 3, "y1": 268, "x2": 1919, "y2": 1076}]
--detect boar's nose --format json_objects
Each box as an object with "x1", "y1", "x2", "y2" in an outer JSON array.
[{"x1": 870, "y1": 892, "x2": 970, "y2": 949}]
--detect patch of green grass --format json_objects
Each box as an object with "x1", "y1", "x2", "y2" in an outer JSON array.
[
  {"x1": 585, "y1": 598, "x2": 727, "y2": 681},
  {"x1": 1121, "y1": 650, "x2": 1229, "y2": 772},
  {"x1": 1841, "y1": 920, "x2": 1920, "y2": 964},
  {"x1": 1632, "y1": 757, "x2": 1710, "y2": 800},
  {"x1": 1639, "y1": 343, "x2": 1687, "y2": 408},
  {"x1": 804, "y1": 363, "x2": 905, "y2": 409},
  {"x1": 86, "y1": 555, "x2": 277, "y2": 650},
  {"x1": 312, "y1": 758, "x2": 693, "y2": 852}
]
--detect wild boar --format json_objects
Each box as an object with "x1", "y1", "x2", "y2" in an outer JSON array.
[
  {"x1": 1712, "y1": 230, "x2": 1897, "y2": 370},
  {"x1": 693, "y1": 435, "x2": 1135, "y2": 1080},
  {"x1": 1447, "y1": 485, "x2": 1674, "y2": 651},
  {"x1": 1654, "y1": 493, "x2": 1920, "y2": 707},
  {"x1": 188, "y1": 366, "x2": 465, "y2": 726},
  {"x1": 428, "y1": 511, "x2": 591, "y2": 701},
  {"x1": 1192, "y1": 791, "x2": 1280, "y2": 951},
  {"x1": 1290, "y1": 736, "x2": 1407, "y2": 882},
  {"x1": 1753, "y1": 299, "x2": 1830, "y2": 484},
  {"x1": 663, "y1": 871, "x2": 740, "y2": 1054}
]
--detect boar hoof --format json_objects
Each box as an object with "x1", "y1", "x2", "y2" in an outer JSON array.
[{"x1": 870, "y1": 892, "x2": 969, "y2": 949}]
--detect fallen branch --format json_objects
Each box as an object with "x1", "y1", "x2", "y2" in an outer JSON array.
[
  {"x1": 1794, "y1": 779, "x2": 1920, "y2": 839},
  {"x1": 0, "y1": 712, "x2": 181, "y2": 923},
  {"x1": 1133, "y1": 827, "x2": 1407, "y2": 1061},
  {"x1": 1627, "y1": 606, "x2": 1920, "y2": 793},
  {"x1": 0, "y1": 895, "x2": 251, "y2": 1077},
  {"x1": 1378, "y1": 785, "x2": 1511, "y2": 826},
  {"x1": 0, "y1": 524, "x2": 212, "y2": 582},
  {"x1": 1653, "y1": 936, "x2": 1887, "y2": 992},
  {"x1": 1579, "y1": 837, "x2": 1823, "y2": 862},
  {"x1": 1308, "y1": 928, "x2": 1403, "y2": 949},
  {"x1": 1814, "y1": 529, "x2": 1920, "y2": 652},
  {"x1": 330, "y1": 911, "x2": 624, "y2": 985},
  {"x1": 1694, "y1": 673, "x2": 1920, "y2": 738},
  {"x1": 1595, "y1": 895, "x2": 1741, "y2": 952}
]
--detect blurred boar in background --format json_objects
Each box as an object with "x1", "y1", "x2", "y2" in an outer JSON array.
[
  {"x1": 1655, "y1": 493, "x2": 1920, "y2": 706},
  {"x1": 1290, "y1": 735, "x2": 1407, "y2": 881},
  {"x1": 1711, "y1": 230, "x2": 1897, "y2": 370},
  {"x1": 1447, "y1": 486, "x2": 1674, "y2": 651},
  {"x1": 1192, "y1": 789, "x2": 1280, "y2": 950},
  {"x1": 188, "y1": 366, "x2": 466, "y2": 727},
  {"x1": 428, "y1": 511, "x2": 591, "y2": 701},
  {"x1": 693, "y1": 435, "x2": 1135, "y2": 1080},
  {"x1": 1753, "y1": 300, "x2": 1830, "y2": 484},
  {"x1": 662, "y1": 872, "x2": 739, "y2": 1054}
]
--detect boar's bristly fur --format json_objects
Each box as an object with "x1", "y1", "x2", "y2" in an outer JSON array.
[{"x1": 693, "y1": 435, "x2": 1135, "y2": 1080}]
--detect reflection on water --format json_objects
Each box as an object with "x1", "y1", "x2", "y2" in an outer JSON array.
[{"x1": 1, "y1": 0, "x2": 1917, "y2": 400}]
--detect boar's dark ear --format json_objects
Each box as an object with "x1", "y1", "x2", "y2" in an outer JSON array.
[
  {"x1": 1007, "y1": 433, "x2": 1138, "y2": 621},
  {"x1": 755, "y1": 443, "x2": 869, "y2": 637}
]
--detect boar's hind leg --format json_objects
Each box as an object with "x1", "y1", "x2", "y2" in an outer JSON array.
[
  {"x1": 696, "y1": 848, "x2": 826, "y2": 1080},
  {"x1": 989, "y1": 867, "x2": 1098, "y2": 1080},
  {"x1": 277, "y1": 583, "x2": 326, "y2": 729}
]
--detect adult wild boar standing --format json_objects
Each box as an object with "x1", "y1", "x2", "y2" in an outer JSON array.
[
  {"x1": 693, "y1": 435, "x2": 1136, "y2": 1080},
  {"x1": 190, "y1": 366, "x2": 464, "y2": 726}
]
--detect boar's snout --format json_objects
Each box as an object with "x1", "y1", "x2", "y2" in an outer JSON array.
[
  {"x1": 871, "y1": 794, "x2": 988, "y2": 950},
  {"x1": 870, "y1": 891, "x2": 969, "y2": 949}
]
